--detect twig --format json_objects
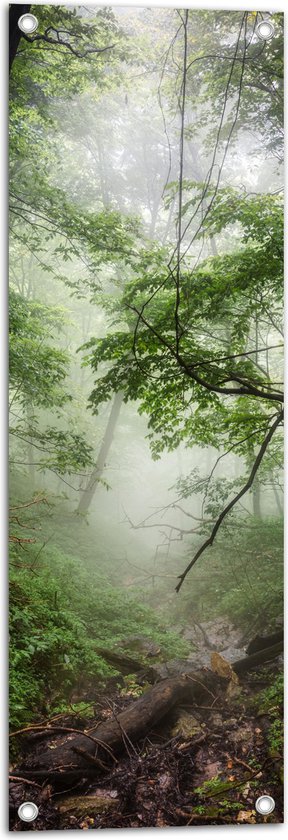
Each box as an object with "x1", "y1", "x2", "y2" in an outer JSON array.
[
  {"x1": 10, "y1": 497, "x2": 49, "y2": 511},
  {"x1": 107, "y1": 701, "x2": 138, "y2": 759},
  {"x1": 184, "y1": 674, "x2": 216, "y2": 700},
  {"x1": 207, "y1": 757, "x2": 276, "y2": 798},
  {"x1": 10, "y1": 724, "x2": 117, "y2": 763},
  {"x1": 9, "y1": 775, "x2": 41, "y2": 788},
  {"x1": 71, "y1": 746, "x2": 108, "y2": 772},
  {"x1": 232, "y1": 755, "x2": 261, "y2": 774}
]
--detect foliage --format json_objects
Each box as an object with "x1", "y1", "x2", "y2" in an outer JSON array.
[
  {"x1": 164, "y1": 517, "x2": 283, "y2": 632},
  {"x1": 182, "y1": 10, "x2": 284, "y2": 160},
  {"x1": 83, "y1": 189, "x2": 283, "y2": 458},
  {"x1": 10, "y1": 290, "x2": 69, "y2": 408},
  {"x1": 120, "y1": 676, "x2": 146, "y2": 698},
  {"x1": 10, "y1": 4, "x2": 129, "y2": 150},
  {"x1": 9, "y1": 290, "x2": 94, "y2": 475},
  {"x1": 9, "y1": 538, "x2": 188, "y2": 730},
  {"x1": 194, "y1": 776, "x2": 229, "y2": 797},
  {"x1": 8, "y1": 4, "x2": 283, "y2": 756},
  {"x1": 256, "y1": 673, "x2": 283, "y2": 715},
  {"x1": 81, "y1": 188, "x2": 283, "y2": 589},
  {"x1": 267, "y1": 718, "x2": 283, "y2": 755},
  {"x1": 252, "y1": 673, "x2": 283, "y2": 755},
  {"x1": 10, "y1": 4, "x2": 139, "y2": 297}
]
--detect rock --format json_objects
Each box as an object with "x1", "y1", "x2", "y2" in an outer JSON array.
[
  {"x1": 157, "y1": 772, "x2": 173, "y2": 789},
  {"x1": 188, "y1": 650, "x2": 211, "y2": 667},
  {"x1": 220, "y1": 647, "x2": 246, "y2": 662},
  {"x1": 148, "y1": 659, "x2": 192, "y2": 680},
  {"x1": 228, "y1": 723, "x2": 253, "y2": 747},
  {"x1": 115, "y1": 636, "x2": 161, "y2": 657},
  {"x1": 161, "y1": 659, "x2": 191, "y2": 677},
  {"x1": 58, "y1": 792, "x2": 119, "y2": 817},
  {"x1": 170, "y1": 625, "x2": 185, "y2": 636},
  {"x1": 172, "y1": 712, "x2": 202, "y2": 738},
  {"x1": 208, "y1": 712, "x2": 223, "y2": 729},
  {"x1": 182, "y1": 628, "x2": 197, "y2": 642}
]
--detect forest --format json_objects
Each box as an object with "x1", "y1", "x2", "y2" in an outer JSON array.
[{"x1": 9, "y1": 4, "x2": 283, "y2": 829}]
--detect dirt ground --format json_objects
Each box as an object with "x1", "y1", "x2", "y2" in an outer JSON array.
[{"x1": 9, "y1": 661, "x2": 283, "y2": 830}]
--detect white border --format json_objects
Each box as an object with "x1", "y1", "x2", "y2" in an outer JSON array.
[{"x1": 0, "y1": 1, "x2": 286, "y2": 836}]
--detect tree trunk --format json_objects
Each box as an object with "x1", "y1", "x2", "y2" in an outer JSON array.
[
  {"x1": 252, "y1": 474, "x2": 262, "y2": 518},
  {"x1": 162, "y1": 195, "x2": 177, "y2": 243},
  {"x1": 94, "y1": 647, "x2": 157, "y2": 680},
  {"x1": 233, "y1": 640, "x2": 283, "y2": 674},
  {"x1": 26, "y1": 407, "x2": 35, "y2": 489},
  {"x1": 15, "y1": 672, "x2": 220, "y2": 783},
  {"x1": 186, "y1": 139, "x2": 218, "y2": 256},
  {"x1": 15, "y1": 641, "x2": 283, "y2": 785},
  {"x1": 245, "y1": 629, "x2": 283, "y2": 656},
  {"x1": 271, "y1": 478, "x2": 283, "y2": 516},
  {"x1": 76, "y1": 391, "x2": 124, "y2": 515},
  {"x1": 9, "y1": 5, "x2": 31, "y2": 72}
]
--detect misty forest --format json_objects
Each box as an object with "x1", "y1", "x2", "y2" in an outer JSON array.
[{"x1": 9, "y1": 4, "x2": 283, "y2": 829}]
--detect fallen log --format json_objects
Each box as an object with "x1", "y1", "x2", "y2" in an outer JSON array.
[
  {"x1": 14, "y1": 641, "x2": 283, "y2": 785},
  {"x1": 246, "y1": 629, "x2": 283, "y2": 656},
  {"x1": 15, "y1": 674, "x2": 208, "y2": 783},
  {"x1": 95, "y1": 647, "x2": 157, "y2": 681},
  {"x1": 235, "y1": 640, "x2": 283, "y2": 674}
]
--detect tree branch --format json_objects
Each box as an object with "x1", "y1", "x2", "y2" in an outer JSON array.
[
  {"x1": 128, "y1": 303, "x2": 283, "y2": 403},
  {"x1": 21, "y1": 28, "x2": 115, "y2": 59},
  {"x1": 175, "y1": 409, "x2": 284, "y2": 591}
]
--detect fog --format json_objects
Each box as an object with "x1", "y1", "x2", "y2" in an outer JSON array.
[
  {"x1": 9, "y1": 4, "x2": 283, "y2": 831},
  {"x1": 36, "y1": 14, "x2": 280, "y2": 569},
  {"x1": 9, "y1": 7, "x2": 283, "y2": 801}
]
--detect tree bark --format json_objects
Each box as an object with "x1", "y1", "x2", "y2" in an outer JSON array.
[
  {"x1": 16, "y1": 672, "x2": 217, "y2": 783},
  {"x1": 245, "y1": 629, "x2": 283, "y2": 656},
  {"x1": 94, "y1": 647, "x2": 157, "y2": 680},
  {"x1": 271, "y1": 478, "x2": 283, "y2": 516},
  {"x1": 15, "y1": 640, "x2": 283, "y2": 784},
  {"x1": 252, "y1": 475, "x2": 262, "y2": 518},
  {"x1": 77, "y1": 391, "x2": 124, "y2": 515},
  {"x1": 233, "y1": 641, "x2": 283, "y2": 674},
  {"x1": 186, "y1": 139, "x2": 218, "y2": 256},
  {"x1": 26, "y1": 406, "x2": 35, "y2": 489}
]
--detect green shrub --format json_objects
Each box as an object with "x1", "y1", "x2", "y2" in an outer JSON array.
[
  {"x1": 253, "y1": 673, "x2": 283, "y2": 755},
  {"x1": 9, "y1": 542, "x2": 188, "y2": 730}
]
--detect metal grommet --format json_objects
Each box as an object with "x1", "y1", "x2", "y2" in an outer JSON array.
[
  {"x1": 17, "y1": 802, "x2": 39, "y2": 822},
  {"x1": 255, "y1": 795, "x2": 275, "y2": 816},
  {"x1": 256, "y1": 20, "x2": 275, "y2": 41},
  {"x1": 18, "y1": 14, "x2": 39, "y2": 34}
]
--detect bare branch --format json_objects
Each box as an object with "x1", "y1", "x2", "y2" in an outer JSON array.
[{"x1": 176, "y1": 409, "x2": 284, "y2": 591}]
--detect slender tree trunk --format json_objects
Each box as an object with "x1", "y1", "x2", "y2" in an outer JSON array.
[
  {"x1": 162, "y1": 195, "x2": 177, "y2": 243},
  {"x1": 26, "y1": 407, "x2": 35, "y2": 489},
  {"x1": 76, "y1": 391, "x2": 124, "y2": 515},
  {"x1": 95, "y1": 135, "x2": 110, "y2": 205},
  {"x1": 76, "y1": 135, "x2": 166, "y2": 517},
  {"x1": 271, "y1": 479, "x2": 283, "y2": 516},
  {"x1": 149, "y1": 196, "x2": 161, "y2": 238},
  {"x1": 249, "y1": 314, "x2": 262, "y2": 520},
  {"x1": 186, "y1": 139, "x2": 218, "y2": 256},
  {"x1": 252, "y1": 474, "x2": 262, "y2": 518}
]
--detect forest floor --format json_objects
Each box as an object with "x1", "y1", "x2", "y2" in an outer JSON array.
[{"x1": 9, "y1": 657, "x2": 283, "y2": 829}]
